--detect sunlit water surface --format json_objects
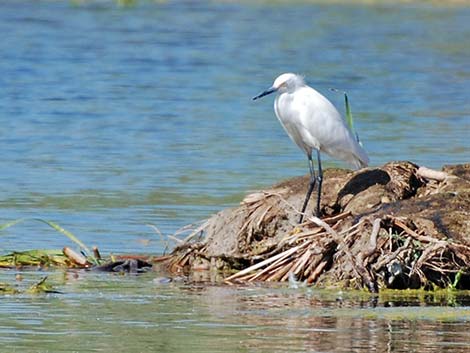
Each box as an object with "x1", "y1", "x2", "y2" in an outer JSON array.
[
  {"x1": 0, "y1": 1, "x2": 469, "y2": 352},
  {"x1": 1, "y1": 270, "x2": 470, "y2": 353}
]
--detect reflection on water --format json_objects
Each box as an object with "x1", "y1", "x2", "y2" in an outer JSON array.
[{"x1": 1, "y1": 270, "x2": 469, "y2": 352}]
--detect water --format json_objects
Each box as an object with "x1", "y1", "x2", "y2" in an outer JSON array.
[
  {"x1": 1, "y1": 270, "x2": 470, "y2": 353},
  {"x1": 0, "y1": 1, "x2": 469, "y2": 351}
]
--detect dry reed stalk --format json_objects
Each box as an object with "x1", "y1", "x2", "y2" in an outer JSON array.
[
  {"x1": 225, "y1": 245, "x2": 301, "y2": 281},
  {"x1": 256, "y1": 205, "x2": 274, "y2": 228},
  {"x1": 291, "y1": 247, "x2": 316, "y2": 276},
  {"x1": 307, "y1": 258, "x2": 330, "y2": 284},
  {"x1": 276, "y1": 229, "x2": 324, "y2": 250},
  {"x1": 391, "y1": 218, "x2": 442, "y2": 243},
  {"x1": 182, "y1": 220, "x2": 210, "y2": 243},
  {"x1": 249, "y1": 248, "x2": 299, "y2": 281},
  {"x1": 266, "y1": 261, "x2": 296, "y2": 281},
  {"x1": 322, "y1": 211, "x2": 352, "y2": 224}
]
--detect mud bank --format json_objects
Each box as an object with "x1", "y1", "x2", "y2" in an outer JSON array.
[{"x1": 166, "y1": 162, "x2": 470, "y2": 291}]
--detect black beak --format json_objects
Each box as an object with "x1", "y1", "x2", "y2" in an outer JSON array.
[{"x1": 252, "y1": 87, "x2": 277, "y2": 100}]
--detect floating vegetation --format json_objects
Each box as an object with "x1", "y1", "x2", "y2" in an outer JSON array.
[
  {"x1": 0, "y1": 249, "x2": 70, "y2": 268},
  {"x1": 26, "y1": 276, "x2": 61, "y2": 294},
  {"x1": 0, "y1": 276, "x2": 59, "y2": 295},
  {"x1": 0, "y1": 218, "x2": 98, "y2": 264},
  {"x1": 0, "y1": 218, "x2": 158, "y2": 294}
]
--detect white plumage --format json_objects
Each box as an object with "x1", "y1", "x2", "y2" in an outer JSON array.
[{"x1": 253, "y1": 73, "x2": 369, "y2": 222}]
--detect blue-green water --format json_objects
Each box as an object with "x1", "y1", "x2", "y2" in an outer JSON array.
[
  {"x1": 1, "y1": 1, "x2": 469, "y2": 352},
  {"x1": 2, "y1": 270, "x2": 470, "y2": 353}
]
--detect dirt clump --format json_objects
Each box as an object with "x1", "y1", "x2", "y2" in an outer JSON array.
[{"x1": 167, "y1": 161, "x2": 470, "y2": 291}]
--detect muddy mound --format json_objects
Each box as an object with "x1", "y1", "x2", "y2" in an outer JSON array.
[{"x1": 168, "y1": 162, "x2": 470, "y2": 291}]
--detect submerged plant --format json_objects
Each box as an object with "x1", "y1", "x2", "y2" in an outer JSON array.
[{"x1": 26, "y1": 276, "x2": 61, "y2": 294}]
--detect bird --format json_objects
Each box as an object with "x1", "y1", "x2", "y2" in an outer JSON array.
[{"x1": 252, "y1": 73, "x2": 369, "y2": 223}]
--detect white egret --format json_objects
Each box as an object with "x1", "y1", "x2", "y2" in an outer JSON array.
[{"x1": 253, "y1": 73, "x2": 369, "y2": 222}]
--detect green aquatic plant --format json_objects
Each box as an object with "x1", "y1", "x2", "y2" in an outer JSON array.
[
  {"x1": 0, "y1": 249, "x2": 68, "y2": 268},
  {"x1": 330, "y1": 88, "x2": 363, "y2": 146},
  {"x1": 0, "y1": 218, "x2": 98, "y2": 265},
  {"x1": 26, "y1": 276, "x2": 60, "y2": 294},
  {"x1": 450, "y1": 270, "x2": 463, "y2": 290},
  {"x1": 0, "y1": 276, "x2": 59, "y2": 295},
  {"x1": 0, "y1": 282, "x2": 19, "y2": 294}
]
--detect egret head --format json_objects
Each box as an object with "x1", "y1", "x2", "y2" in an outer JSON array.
[{"x1": 252, "y1": 73, "x2": 305, "y2": 100}]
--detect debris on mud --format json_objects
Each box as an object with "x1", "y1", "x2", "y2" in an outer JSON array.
[{"x1": 166, "y1": 162, "x2": 470, "y2": 291}]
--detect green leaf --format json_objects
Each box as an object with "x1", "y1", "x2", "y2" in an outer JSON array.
[
  {"x1": 32, "y1": 219, "x2": 92, "y2": 256},
  {"x1": 0, "y1": 218, "x2": 98, "y2": 265},
  {"x1": 0, "y1": 218, "x2": 26, "y2": 231},
  {"x1": 344, "y1": 92, "x2": 354, "y2": 133},
  {"x1": 342, "y1": 91, "x2": 362, "y2": 147}
]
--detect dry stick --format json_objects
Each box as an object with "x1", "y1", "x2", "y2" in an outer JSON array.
[
  {"x1": 372, "y1": 237, "x2": 411, "y2": 271},
  {"x1": 256, "y1": 242, "x2": 312, "y2": 280},
  {"x1": 322, "y1": 211, "x2": 352, "y2": 224},
  {"x1": 225, "y1": 245, "x2": 301, "y2": 281},
  {"x1": 307, "y1": 216, "x2": 339, "y2": 238},
  {"x1": 292, "y1": 247, "x2": 317, "y2": 276},
  {"x1": 268, "y1": 261, "x2": 296, "y2": 281},
  {"x1": 147, "y1": 224, "x2": 170, "y2": 253},
  {"x1": 308, "y1": 215, "x2": 378, "y2": 292},
  {"x1": 447, "y1": 245, "x2": 470, "y2": 269},
  {"x1": 245, "y1": 204, "x2": 270, "y2": 243},
  {"x1": 340, "y1": 225, "x2": 364, "y2": 244},
  {"x1": 449, "y1": 242, "x2": 470, "y2": 254},
  {"x1": 391, "y1": 218, "x2": 442, "y2": 244},
  {"x1": 331, "y1": 219, "x2": 346, "y2": 231},
  {"x1": 362, "y1": 219, "x2": 381, "y2": 260},
  {"x1": 279, "y1": 227, "x2": 323, "y2": 247},
  {"x1": 228, "y1": 192, "x2": 362, "y2": 284},
  {"x1": 425, "y1": 262, "x2": 457, "y2": 273},
  {"x1": 412, "y1": 241, "x2": 448, "y2": 274},
  {"x1": 249, "y1": 247, "x2": 302, "y2": 281},
  {"x1": 256, "y1": 205, "x2": 274, "y2": 229},
  {"x1": 182, "y1": 220, "x2": 210, "y2": 243},
  {"x1": 302, "y1": 243, "x2": 333, "y2": 279},
  {"x1": 339, "y1": 218, "x2": 365, "y2": 236},
  {"x1": 166, "y1": 234, "x2": 184, "y2": 244},
  {"x1": 307, "y1": 258, "x2": 329, "y2": 284},
  {"x1": 173, "y1": 221, "x2": 203, "y2": 236},
  {"x1": 355, "y1": 219, "x2": 382, "y2": 288},
  {"x1": 417, "y1": 166, "x2": 449, "y2": 182},
  {"x1": 63, "y1": 246, "x2": 89, "y2": 266},
  {"x1": 237, "y1": 215, "x2": 253, "y2": 239},
  {"x1": 280, "y1": 262, "x2": 300, "y2": 281}
]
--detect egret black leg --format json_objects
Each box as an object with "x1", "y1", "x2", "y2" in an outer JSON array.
[
  {"x1": 315, "y1": 150, "x2": 323, "y2": 217},
  {"x1": 299, "y1": 154, "x2": 316, "y2": 223}
]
